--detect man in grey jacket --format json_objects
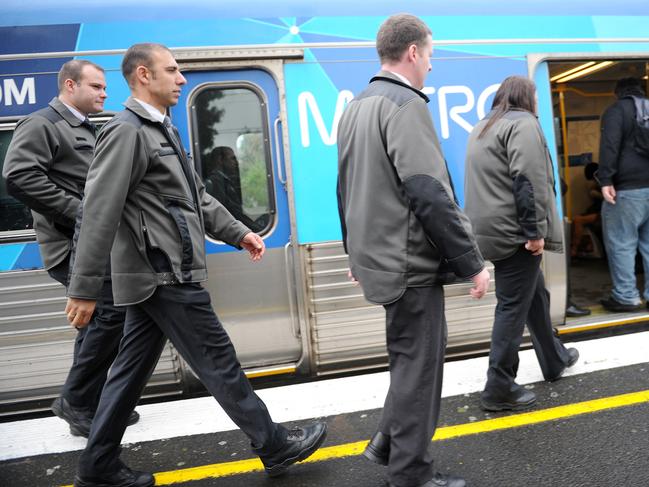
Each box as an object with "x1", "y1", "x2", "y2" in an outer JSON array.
[
  {"x1": 65, "y1": 43, "x2": 326, "y2": 487},
  {"x1": 337, "y1": 14, "x2": 490, "y2": 487},
  {"x1": 2, "y1": 60, "x2": 139, "y2": 437}
]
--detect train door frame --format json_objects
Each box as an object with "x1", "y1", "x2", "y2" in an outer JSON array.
[
  {"x1": 528, "y1": 51, "x2": 649, "y2": 333},
  {"x1": 173, "y1": 50, "x2": 318, "y2": 379}
]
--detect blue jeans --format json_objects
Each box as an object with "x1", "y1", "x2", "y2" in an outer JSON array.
[{"x1": 601, "y1": 187, "x2": 649, "y2": 304}]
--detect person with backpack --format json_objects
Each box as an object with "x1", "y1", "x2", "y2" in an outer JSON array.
[{"x1": 598, "y1": 77, "x2": 649, "y2": 312}]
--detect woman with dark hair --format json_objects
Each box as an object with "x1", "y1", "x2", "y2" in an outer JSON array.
[{"x1": 464, "y1": 76, "x2": 579, "y2": 412}]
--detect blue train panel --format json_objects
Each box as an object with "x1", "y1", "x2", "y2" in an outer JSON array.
[{"x1": 2, "y1": 4, "x2": 649, "y2": 269}]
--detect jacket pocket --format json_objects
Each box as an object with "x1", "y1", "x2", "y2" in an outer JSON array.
[
  {"x1": 73, "y1": 143, "x2": 94, "y2": 151},
  {"x1": 164, "y1": 200, "x2": 194, "y2": 280},
  {"x1": 139, "y1": 210, "x2": 173, "y2": 273}
]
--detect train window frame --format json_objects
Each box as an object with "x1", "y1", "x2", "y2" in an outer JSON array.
[
  {"x1": 186, "y1": 81, "x2": 277, "y2": 239},
  {"x1": 0, "y1": 121, "x2": 36, "y2": 243}
]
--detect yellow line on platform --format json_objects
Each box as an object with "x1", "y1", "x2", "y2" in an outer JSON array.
[
  {"x1": 558, "y1": 314, "x2": 649, "y2": 335},
  {"x1": 61, "y1": 388, "x2": 649, "y2": 486}
]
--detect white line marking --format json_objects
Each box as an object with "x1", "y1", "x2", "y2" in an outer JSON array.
[{"x1": 1, "y1": 331, "x2": 647, "y2": 461}]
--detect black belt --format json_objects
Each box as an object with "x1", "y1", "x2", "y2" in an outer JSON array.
[{"x1": 156, "y1": 272, "x2": 180, "y2": 286}]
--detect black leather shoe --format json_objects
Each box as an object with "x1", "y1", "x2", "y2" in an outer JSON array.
[
  {"x1": 390, "y1": 472, "x2": 466, "y2": 487},
  {"x1": 600, "y1": 297, "x2": 642, "y2": 312},
  {"x1": 362, "y1": 431, "x2": 389, "y2": 466},
  {"x1": 51, "y1": 396, "x2": 93, "y2": 437},
  {"x1": 73, "y1": 465, "x2": 154, "y2": 487},
  {"x1": 546, "y1": 347, "x2": 579, "y2": 382},
  {"x1": 566, "y1": 303, "x2": 591, "y2": 317},
  {"x1": 422, "y1": 472, "x2": 467, "y2": 487},
  {"x1": 126, "y1": 410, "x2": 140, "y2": 426},
  {"x1": 258, "y1": 422, "x2": 327, "y2": 477},
  {"x1": 566, "y1": 347, "x2": 579, "y2": 367},
  {"x1": 480, "y1": 387, "x2": 536, "y2": 412}
]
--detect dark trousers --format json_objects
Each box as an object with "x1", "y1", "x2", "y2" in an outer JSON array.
[
  {"x1": 48, "y1": 257, "x2": 125, "y2": 410},
  {"x1": 78, "y1": 283, "x2": 287, "y2": 475},
  {"x1": 485, "y1": 247, "x2": 571, "y2": 395},
  {"x1": 378, "y1": 286, "x2": 446, "y2": 487}
]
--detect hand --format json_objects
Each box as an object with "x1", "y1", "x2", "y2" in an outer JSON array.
[
  {"x1": 240, "y1": 232, "x2": 265, "y2": 261},
  {"x1": 65, "y1": 298, "x2": 96, "y2": 328},
  {"x1": 602, "y1": 185, "x2": 616, "y2": 205},
  {"x1": 348, "y1": 269, "x2": 358, "y2": 286},
  {"x1": 470, "y1": 268, "x2": 490, "y2": 299},
  {"x1": 525, "y1": 238, "x2": 545, "y2": 256}
]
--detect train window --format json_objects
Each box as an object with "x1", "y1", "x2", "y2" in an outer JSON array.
[
  {"x1": 190, "y1": 84, "x2": 274, "y2": 234},
  {"x1": 0, "y1": 128, "x2": 34, "y2": 235}
]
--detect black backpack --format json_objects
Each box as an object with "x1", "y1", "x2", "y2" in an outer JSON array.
[{"x1": 629, "y1": 96, "x2": 649, "y2": 158}]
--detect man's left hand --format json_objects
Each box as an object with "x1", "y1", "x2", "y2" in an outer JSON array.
[
  {"x1": 65, "y1": 298, "x2": 97, "y2": 328},
  {"x1": 240, "y1": 232, "x2": 265, "y2": 261},
  {"x1": 525, "y1": 238, "x2": 545, "y2": 256}
]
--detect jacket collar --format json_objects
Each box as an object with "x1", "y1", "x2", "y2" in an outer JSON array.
[
  {"x1": 48, "y1": 97, "x2": 84, "y2": 127},
  {"x1": 124, "y1": 96, "x2": 165, "y2": 124},
  {"x1": 618, "y1": 87, "x2": 646, "y2": 100},
  {"x1": 369, "y1": 70, "x2": 430, "y2": 103}
]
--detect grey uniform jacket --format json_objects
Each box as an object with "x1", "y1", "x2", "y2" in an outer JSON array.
[
  {"x1": 3, "y1": 97, "x2": 95, "y2": 269},
  {"x1": 464, "y1": 109, "x2": 563, "y2": 262},
  {"x1": 337, "y1": 71, "x2": 484, "y2": 305},
  {"x1": 68, "y1": 97, "x2": 250, "y2": 306}
]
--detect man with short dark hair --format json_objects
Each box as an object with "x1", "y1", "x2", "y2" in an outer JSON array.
[
  {"x1": 65, "y1": 43, "x2": 326, "y2": 487},
  {"x1": 599, "y1": 77, "x2": 649, "y2": 312},
  {"x1": 3, "y1": 59, "x2": 140, "y2": 437},
  {"x1": 337, "y1": 13, "x2": 489, "y2": 487}
]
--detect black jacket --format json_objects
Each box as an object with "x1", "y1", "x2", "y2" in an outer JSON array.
[{"x1": 598, "y1": 91, "x2": 649, "y2": 190}]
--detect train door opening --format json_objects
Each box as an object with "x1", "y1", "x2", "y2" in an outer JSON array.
[{"x1": 547, "y1": 59, "x2": 649, "y2": 321}]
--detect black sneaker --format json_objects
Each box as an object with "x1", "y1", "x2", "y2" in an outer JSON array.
[
  {"x1": 600, "y1": 297, "x2": 642, "y2": 312},
  {"x1": 53, "y1": 397, "x2": 141, "y2": 438},
  {"x1": 74, "y1": 465, "x2": 154, "y2": 487},
  {"x1": 51, "y1": 396, "x2": 93, "y2": 437},
  {"x1": 480, "y1": 387, "x2": 537, "y2": 412},
  {"x1": 258, "y1": 422, "x2": 327, "y2": 477}
]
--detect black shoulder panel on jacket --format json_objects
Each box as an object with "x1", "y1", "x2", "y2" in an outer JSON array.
[{"x1": 356, "y1": 76, "x2": 427, "y2": 108}]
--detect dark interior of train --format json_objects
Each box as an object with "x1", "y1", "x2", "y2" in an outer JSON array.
[{"x1": 548, "y1": 59, "x2": 649, "y2": 317}]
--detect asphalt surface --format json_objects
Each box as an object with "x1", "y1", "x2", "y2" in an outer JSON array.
[{"x1": 1, "y1": 362, "x2": 648, "y2": 487}]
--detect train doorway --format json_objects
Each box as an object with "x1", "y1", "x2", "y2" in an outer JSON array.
[{"x1": 547, "y1": 58, "x2": 649, "y2": 323}]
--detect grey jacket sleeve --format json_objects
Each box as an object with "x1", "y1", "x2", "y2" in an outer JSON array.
[
  {"x1": 3, "y1": 116, "x2": 80, "y2": 229},
  {"x1": 386, "y1": 98, "x2": 484, "y2": 278},
  {"x1": 68, "y1": 123, "x2": 147, "y2": 299},
  {"x1": 505, "y1": 117, "x2": 549, "y2": 240},
  {"x1": 194, "y1": 171, "x2": 250, "y2": 248}
]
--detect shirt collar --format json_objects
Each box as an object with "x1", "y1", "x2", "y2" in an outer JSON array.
[
  {"x1": 386, "y1": 71, "x2": 412, "y2": 87},
  {"x1": 60, "y1": 101, "x2": 86, "y2": 122},
  {"x1": 133, "y1": 98, "x2": 166, "y2": 123}
]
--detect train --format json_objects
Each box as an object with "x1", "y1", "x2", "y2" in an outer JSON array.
[{"x1": 1, "y1": 0, "x2": 649, "y2": 417}]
